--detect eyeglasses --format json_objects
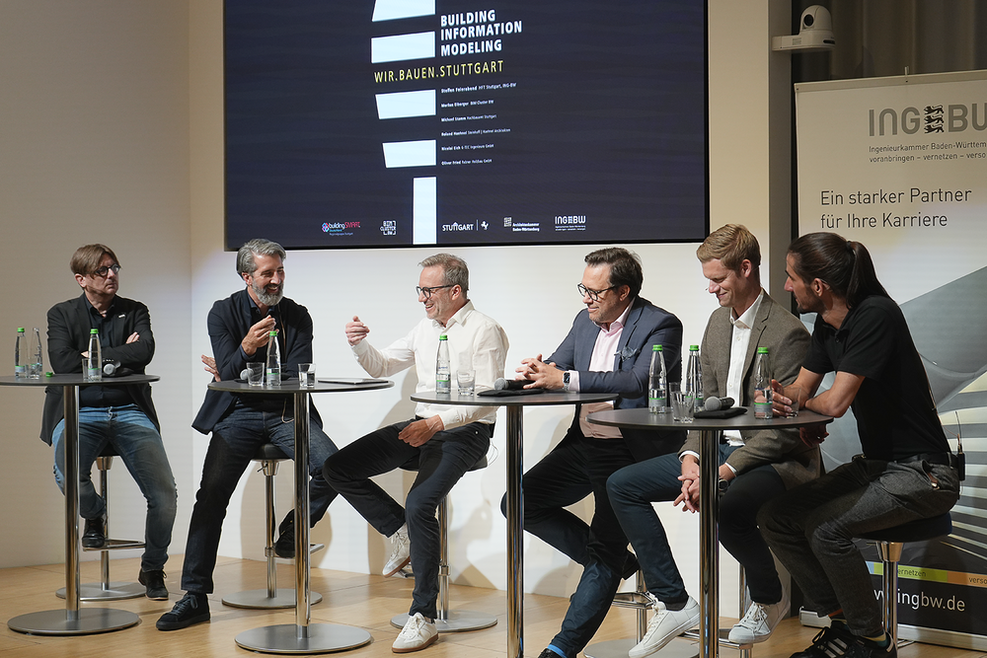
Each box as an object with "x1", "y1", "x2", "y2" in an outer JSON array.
[
  {"x1": 92, "y1": 264, "x2": 122, "y2": 278},
  {"x1": 416, "y1": 284, "x2": 454, "y2": 300},
  {"x1": 577, "y1": 283, "x2": 615, "y2": 301}
]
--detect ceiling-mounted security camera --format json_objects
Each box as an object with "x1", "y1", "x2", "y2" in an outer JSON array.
[{"x1": 772, "y1": 5, "x2": 835, "y2": 52}]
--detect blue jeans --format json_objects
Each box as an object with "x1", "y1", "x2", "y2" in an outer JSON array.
[
  {"x1": 52, "y1": 404, "x2": 177, "y2": 572},
  {"x1": 499, "y1": 431, "x2": 636, "y2": 658},
  {"x1": 181, "y1": 400, "x2": 339, "y2": 594},
  {"x1": 758, "y1": 457, "x2": 960, "y2": 637},
  {"x1": 607, "y1": 444, "x2": 787, "y2": 605},
  {"x1": 323, "y1": 419, "x2": 491, "y2": 619}
]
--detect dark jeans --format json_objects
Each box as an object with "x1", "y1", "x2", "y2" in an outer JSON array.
[
  {"x1": 607, "y1": 444, "x2": 787, "y2": 605},
  {"x1": 181, "y1": 400, "x2": 338, "y2": 594},
  {"x1": 323, "y1": 418, "x2": 491, "y2": 619},
  {"x1": 52, "y1": 404, "x2": 177, "y2": 572},
  {"x1": 758, "y1": 457, "x2": 960, "y2": 637},
  {"x1": 499, "y1": 431, "x2": 635, "y2": 658}
]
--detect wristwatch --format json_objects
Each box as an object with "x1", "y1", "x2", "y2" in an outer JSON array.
[
  {"x1": 717, "y1": 478, "x2": 731, "y2": 495},
  {"x1": 562, "y1": 371, "x2": 571, "y2": 392}
]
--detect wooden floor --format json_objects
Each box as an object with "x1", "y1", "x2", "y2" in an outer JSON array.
[{"x1": 1, "y1": 556, "x2": 985, "y2": 658}]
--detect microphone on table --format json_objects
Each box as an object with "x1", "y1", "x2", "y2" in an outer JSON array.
[
  {"x1": 704, "y1": 396, "x2": 736, "y2": 411},
  {"x1": 494, "y1": 377, "x2": 530, "y2": 391},
  {"x1": 103, "y1": 361, "x2": 134, "y2": 378}
]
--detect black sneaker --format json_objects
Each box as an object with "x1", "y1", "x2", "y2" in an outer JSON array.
[
  {"x1": 156, "y1": 592, "x2": 210, "y2": 631},
  {"x1": 790, "y1": 624, "x2": 897, "y2": 658},
  {"x1": 82, "y1": 517, "x2": 106, "y2": 549},
  {"x1": 275, "y1": 511, "x2": 295, "y2": 559},
  {"x1": 139, "y1": 569, "x2": 169, "y2": 601}
]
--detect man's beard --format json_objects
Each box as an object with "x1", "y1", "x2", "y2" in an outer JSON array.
[{"x1": 253, "y1": 282, "x2": 284, "y2": 307}]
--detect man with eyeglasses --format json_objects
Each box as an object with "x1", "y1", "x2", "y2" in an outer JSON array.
[
  {"x1": 157, "y1": 238, "x2": 340, "y2": 631},
  {"x1": 42, "y1": 244, "x2": 177, "y2": 601},
  {"x1": 323, "y1": 253, "x2": 508, "y2": 653},
  {"x1": 502, "y1": 247, "x2": 684, "y2": 658}
]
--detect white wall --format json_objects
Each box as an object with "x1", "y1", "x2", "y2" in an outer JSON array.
[
  {"x1": 2, "y1": 0, "x2": 791, "y2": 617},
  {"x1": 0, "y1": 1, "x2": 192, "y2": 568}
]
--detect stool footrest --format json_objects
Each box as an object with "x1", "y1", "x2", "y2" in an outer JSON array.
[
  {"x1": 682, "y1": 627, "x2": 753, "y2": 650},
  {"x1": 82, "y1": 538, "x2": 145, "y2": 551},
  {"x1": 611, "y1": 592, "x2": 651, "y2": 609}
]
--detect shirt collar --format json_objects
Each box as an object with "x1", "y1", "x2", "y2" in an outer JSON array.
[
  {"x1": 433, "y1": 300, "x2": 474, "y2": 330},
  {"x1": 600, "y1": 301, "x2": 633, "y2": 336},
  {"x1": 729, "y1": 289, "x2": 764, "y2": 330}
]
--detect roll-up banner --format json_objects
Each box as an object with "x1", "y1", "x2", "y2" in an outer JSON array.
[{"x1": 795, "y1": 70, "x2": 987, "y2": 650}]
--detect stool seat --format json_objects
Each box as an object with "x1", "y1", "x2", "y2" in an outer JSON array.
[
  {"x1": 254, "y1": 443, "x2": 290, "y2": 462},
  {"x1": 858, "y1": 513, "x2": 952, "y2": 543}
]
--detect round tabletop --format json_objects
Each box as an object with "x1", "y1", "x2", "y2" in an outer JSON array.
[
  {"x1": 208, "y1": 378, "x2": 393, "y2": 394},
  {"x1": 0, "y1": 374, "x2": 159, "y2": 387},
  {"x1": 411, "y1": 390, "x2": 618, "y2": 407},
  {"x1": 587, "y1": 407, "x2": 833, "y2": 431}
]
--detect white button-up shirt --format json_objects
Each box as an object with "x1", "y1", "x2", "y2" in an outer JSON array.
[{"x1": 351, "y1": 301, "x2": 509, "y2": 429}]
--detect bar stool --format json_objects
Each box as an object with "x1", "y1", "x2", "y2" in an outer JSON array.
[
  {"x1": 56, "y1": 446, "x2": 145, "y2": 601},
  {"x1": 390, "y1": 448, "x2": 499, "y2": 632},
  {"x1": 222, "y1": 442, "x2": 323, "y2": 609},
  {"x1": 857, "y1": 513, "x2": 953, "y2": 647},
  {"x1": 585, "y1": 567, "x2": 753, "y2": 658}
]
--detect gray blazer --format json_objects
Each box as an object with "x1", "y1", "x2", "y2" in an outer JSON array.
[{"x1": 681, "y1": 292, "x2": 820, "y2": 488}]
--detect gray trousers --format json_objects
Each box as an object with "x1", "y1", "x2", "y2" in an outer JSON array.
[{"x1": 758, "y1": 456, "x2": 959, "y2": 637}]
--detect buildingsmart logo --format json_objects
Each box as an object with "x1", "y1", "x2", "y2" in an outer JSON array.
[{"x1": 322, "y1": 221, "x2": 361, "y2": 236}]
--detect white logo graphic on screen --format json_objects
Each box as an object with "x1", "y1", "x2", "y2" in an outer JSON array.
[{"x1": 372, "y1": 0, "x2": 437, "y2": 245}]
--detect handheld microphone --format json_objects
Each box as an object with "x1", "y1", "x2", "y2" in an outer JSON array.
[
  {"x1": 494, "y1": 377, "x2": 530, "y2": 391},
  {"x1": 704, "y1": 396, "x2": 735, "y2": 411},
  {"x1": 103, "y1": 361, "x2": 134, "y2": 377}
]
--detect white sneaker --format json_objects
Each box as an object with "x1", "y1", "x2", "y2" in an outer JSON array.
[
  {"x1": 728, "y1": 589, "x2": 790, "y2": 644},
  {"x1": 392, "y1": 612, "x2": 437, "y2": 653},
  {"x1": 383, "y1": 524, "x2": 411, "y2": 577},
  {"x1": 628, "y1": 596, "x2": 700, "y2": 658}
]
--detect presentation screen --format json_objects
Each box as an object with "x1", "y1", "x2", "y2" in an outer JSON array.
[{"x1": 224, "y1": 1, "x2": 708, "y2": 250}]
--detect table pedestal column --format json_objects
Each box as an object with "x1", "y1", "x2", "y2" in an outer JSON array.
[{"x1": 235, "y1": 391, "x2": 371, "y2": 654}]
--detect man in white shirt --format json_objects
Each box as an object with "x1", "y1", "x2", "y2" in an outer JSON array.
[
  {"x1": 323, "y1": 253, "x2": 508, "y2": 653},
  {"x1": 507, "y1": 247, "x2": 684, "y2": 658},
  {"x1": 607, "y1": 225, "x2": 816, "y2": 658}
]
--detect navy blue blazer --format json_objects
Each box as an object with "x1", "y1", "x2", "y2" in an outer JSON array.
[
  {"x1": 41, "y1": 293, "x2": 158, "y2": 444},
  {"x1": 548, "y1": 296, "x2": 685, "y2": 461},
  {"x1": 192, "y1": 289, "x2": 323, "y2": 434}
]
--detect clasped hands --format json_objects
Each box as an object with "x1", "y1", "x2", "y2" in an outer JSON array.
[{"x1": 514, "y1": 354, "x2": 564, "y2": 389}]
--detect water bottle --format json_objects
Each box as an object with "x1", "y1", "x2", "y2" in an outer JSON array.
[
  {"x1": 435, "y1": 334, "x2": 451, "y2": 394},
  {"x1": 266, "y1": 330, "x2": 281, "y2": 387},
  {"x1": 685, "y1": 344, "x2": 703, "y2": 412},
  {"x1": 30, "y1": 327, "x2": 44, "y2": 379},
  {"x1": 648, "y1": 344, "x2": 668, "y2": 413},
  {"x1": 753, "y1": 346, "x2": 772, "y2": 419},
  {"x1": 86, "y1": 328, "x2": 102, "y2": 382},
  {"x1": 14, "y1": 328, "x2": 26, "y2": 378}
]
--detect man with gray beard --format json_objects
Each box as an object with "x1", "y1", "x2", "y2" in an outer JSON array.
[{"x1": 157, "y1": 239, "x2": 339, "y2": 631}]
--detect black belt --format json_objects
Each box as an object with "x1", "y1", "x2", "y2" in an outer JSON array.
[{"x1": 895, "y1": 452, "x2": 958, "y2": 468}]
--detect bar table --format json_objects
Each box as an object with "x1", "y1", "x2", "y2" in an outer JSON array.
[
  {"x1": 3, "y1": 373, "x2": 158, "y2": 635},
  {"x1": 587, "y1": 407, "x2": 833, "y2": 658},
  {"x1": 209, "y1": 377, "x2": 392, "y2": 654},
  {"x1": 411, "y1": 389, "x2": 618, "y2": 658}
]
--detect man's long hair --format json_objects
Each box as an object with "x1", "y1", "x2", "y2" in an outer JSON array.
[{"x1": 788, "y1": 232, "x2": 891, "y2": 308}]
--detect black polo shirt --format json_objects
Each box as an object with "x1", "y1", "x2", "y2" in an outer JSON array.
[{"x1": 803, "y1": 295, "x2": 949, "y2": 461}]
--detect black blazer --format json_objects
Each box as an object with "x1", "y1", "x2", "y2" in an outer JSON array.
[
  {"x1": 192, "y1": 289, "x2": 323, "y2": 434},
  {"x1": 41, "y1": 294, "x2": 158, "y2": 444}
]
